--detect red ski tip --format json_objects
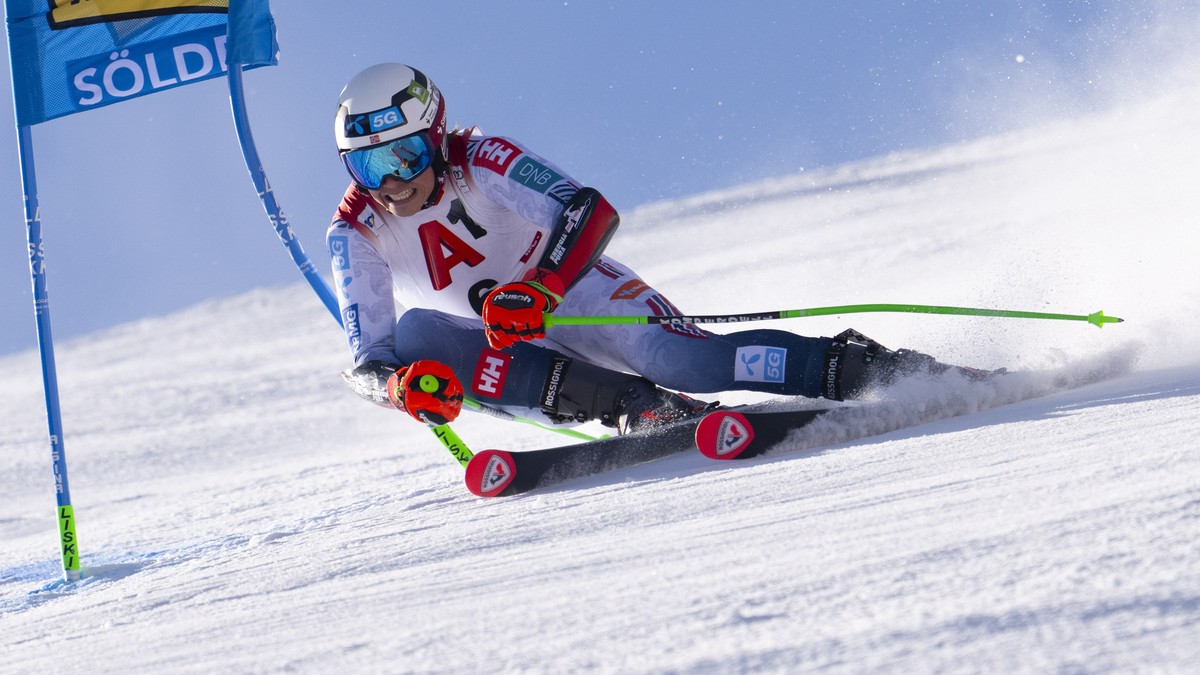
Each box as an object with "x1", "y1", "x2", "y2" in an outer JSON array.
[
  {"x1": 695, "y1": 411, "x2": 756, "y2": 460},
  {"x1": 465, "y1": 449, "x2": 516, "y2": 497}
]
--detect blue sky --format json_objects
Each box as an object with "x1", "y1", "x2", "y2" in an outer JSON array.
[{"x1": 0, "y1": 1, "x2": 1188, "y2": 357}]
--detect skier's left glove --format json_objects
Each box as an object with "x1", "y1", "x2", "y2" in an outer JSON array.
[
  {"x1": 483, "y1": 269, "x2": 565, "y2": 349},
  {"x1": 344, "y1": 359, "x2": 404, "y2": 407},
  {"x1": 386, "y1": 360, "x2": 465, "y2": 425}
]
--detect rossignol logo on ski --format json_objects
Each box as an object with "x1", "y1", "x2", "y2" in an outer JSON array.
[
  {"x1": 714, "y1": 416, "x2": 753, "y2": 457},
  {"x1": 464, "y1": 450, "x2": 516, "y2": 497},
  {"x1": 696, "y1": 411, "x2": 756, "y2": 460},
  {"x1": 482, "y1": 455, "x2": 509, "y2": 488}
]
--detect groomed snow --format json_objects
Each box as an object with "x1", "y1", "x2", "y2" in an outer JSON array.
[{"x1": 2, "y1": 85, "x2": 1198, "y2": 673}]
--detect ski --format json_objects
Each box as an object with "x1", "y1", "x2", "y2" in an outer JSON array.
[
  {"x1": 694, "y1": 408, "x2": 827, "y2": 460},
  {"x1": 462, "y1": 353, "x2": 1137, "y2": 498},
  {"x1": 464, "y1": 417, "x2": 700, "y2": 498},
  {"x1": 464, "y1": 404, "x2": 831, "y2": 497}
]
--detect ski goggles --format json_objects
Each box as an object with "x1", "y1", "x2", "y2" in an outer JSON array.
[{"x1": 341, "y1": 132, "x2": 435, "y2": 189}]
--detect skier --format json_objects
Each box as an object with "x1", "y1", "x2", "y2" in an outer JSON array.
[{"x1": 330, "y1": 63, "x2": 972, "y2": 433}]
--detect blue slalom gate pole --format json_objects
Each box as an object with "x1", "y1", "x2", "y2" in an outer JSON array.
[
  {"x1": 16, "y1": 124, "x2": 81, "y2": 582},
  {"x1": 226, "y1": 65, "x2": 342, "y2": 325}
]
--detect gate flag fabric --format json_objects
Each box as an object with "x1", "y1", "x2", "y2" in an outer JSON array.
[
  {"x1": 5, "y1": 0, "x2": 278, "y2": 582},
  {"x1": 6, "y1": 0, "x2": 277, "y2": 127}
]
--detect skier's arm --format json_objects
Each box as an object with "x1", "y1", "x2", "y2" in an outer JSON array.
[
  {"x1": 465, "y1": 135, "x2": 619, "y2": 294},
  {"x1": 329, "y1": 227, "x2": 397, "y2": 364},
  {"x1": 523, "y1": 187, "x2": 619, "y2": 297},
  {"x1": 465, "y1": 136, "x2": 621, "y2": 347},
  {"x1": 481, "y1": 188, "x2": 620, "y2": 349}
]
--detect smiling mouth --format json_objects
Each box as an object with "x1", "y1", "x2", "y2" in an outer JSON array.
[{"x1": 386, "y1": 187, "x2": 416, "y2": 203}]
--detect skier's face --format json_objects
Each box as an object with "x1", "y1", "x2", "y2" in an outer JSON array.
[{"x1": 370, "y1": 168, "x2": 436, "y2": 217}]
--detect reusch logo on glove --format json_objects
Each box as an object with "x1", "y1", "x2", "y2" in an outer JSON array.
[{"x1": 493, "y1": 291, "x2": 535, "y2": 307}]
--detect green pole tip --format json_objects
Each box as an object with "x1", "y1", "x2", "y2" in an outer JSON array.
[{"x1": 1087, "y1": 310, "x2": 1123, "y2": 327}]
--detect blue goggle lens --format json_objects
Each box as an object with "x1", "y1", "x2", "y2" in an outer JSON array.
[{"x1": 342, "y1": 133, "x2": 434, "y2": 189}]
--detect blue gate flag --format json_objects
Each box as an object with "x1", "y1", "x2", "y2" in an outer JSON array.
[
  {"x1": 226, "y1": 0, "x2": 274, "y2": 67},
  {"x1": 6, "y1": 0, "x2": 278, "y2": 127}
]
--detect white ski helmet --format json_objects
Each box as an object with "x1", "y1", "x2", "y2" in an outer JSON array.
[{"x1": 334, "y1": 63, "x2": 448, "y2": 175}]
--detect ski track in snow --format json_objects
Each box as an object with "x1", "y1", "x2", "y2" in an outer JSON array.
[{"x1": 3, "y1": 84, "x2": 1200, "y2": 672}]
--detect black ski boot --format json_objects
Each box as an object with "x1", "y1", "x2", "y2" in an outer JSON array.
[
  {"x1": 540, "y1": 356, "x2": 715, "y2": 435},
  {"x1": 821, "y1": 328, "x2": 1002, "y2": 401},
  {"x1": 615, "y1": 386, "x2": 717, "y2": 436}
]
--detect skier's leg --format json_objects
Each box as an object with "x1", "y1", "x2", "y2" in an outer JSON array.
[
  {"x1": 393, "y1": 309, "x2": 702, "y2": 431},
  {"x1": 546, "y1": 258, "x2": 978, "y2": 402},
  {"x1": 615, "y1": 324, "x2": 979, "y2": 401},
  {"x1": 545, "y1": 259, "x2": 832, "y2": 397},
  {"x1": 393, "y1": 309, "x2": 553, "y2": 414}
]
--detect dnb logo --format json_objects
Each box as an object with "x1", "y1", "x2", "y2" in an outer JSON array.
[{"x1": 734, "y1": 346, "x2": 787, "y2": 384}]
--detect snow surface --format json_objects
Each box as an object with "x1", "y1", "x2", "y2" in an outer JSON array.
[{"x1": 3, "y1": 85, "x2": 1199, "y2": 673}]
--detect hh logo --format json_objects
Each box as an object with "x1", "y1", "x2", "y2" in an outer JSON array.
[
  {"x1": 472, "y1": 349, "x2": 512, "y2": 398},
  {"x1": 734, "y1": 346, "x2": 787, "y2": 384},
  {"x1": 474, "y1": 138, "x2": 521, "y2": 175}
]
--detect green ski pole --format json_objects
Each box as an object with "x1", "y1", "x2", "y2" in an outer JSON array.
[
  {"x1": 419, "y1": 384, "x2": 603, "y2": 470},
  {"x1": 544, "y1": 303, "x2": 1123, "y2": 329}
]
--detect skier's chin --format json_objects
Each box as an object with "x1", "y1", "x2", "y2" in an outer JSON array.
[
  {"x1": 379, "y1": 187, "x2": 424, "y2": 216},
  {"x1": 384, "y1": 199, "x2": 422, "y2": 217}
]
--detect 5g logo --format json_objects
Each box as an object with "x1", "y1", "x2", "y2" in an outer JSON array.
[
  {"x1": 734, "y1": 346, "x2": 787, "y2": 384},
  {"x1": 370, "y1": 106, "x2": 402, "y2": 132}
]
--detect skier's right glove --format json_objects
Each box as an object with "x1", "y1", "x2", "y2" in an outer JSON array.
[
  {"x1": 386, "y1": 360, "x2": 465, "y2": 425},
  {"x1": 482, "y1": 269, "x2": 565, "y2": 350}
]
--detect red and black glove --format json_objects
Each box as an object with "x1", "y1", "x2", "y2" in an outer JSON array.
[
  {"x1": 386, "y1": 360, "x2": 465, "y2": 425},
  {"x1": 482, "y1": 269, "x2": 565, "y2": 349}
]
